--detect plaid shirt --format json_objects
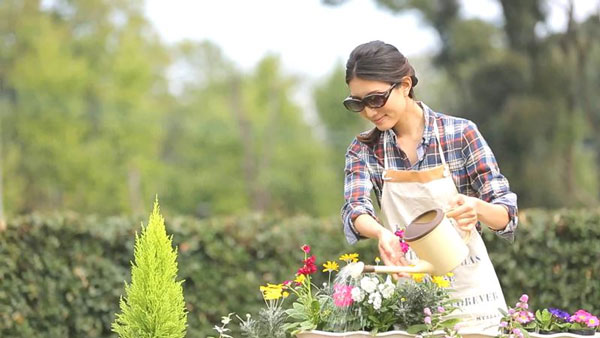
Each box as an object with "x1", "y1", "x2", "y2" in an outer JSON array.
[{"x1": 341, "y1": 102, "x2": 518, "y2": 244}]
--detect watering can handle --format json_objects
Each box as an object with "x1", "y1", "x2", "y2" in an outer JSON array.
[{"x1": 446, "y1": 216, "x2": 472, "y2": 244}]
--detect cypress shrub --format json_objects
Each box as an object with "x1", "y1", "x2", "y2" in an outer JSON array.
[{"x1": 112, "y1": 200, "x2": 187, "y2": 337}]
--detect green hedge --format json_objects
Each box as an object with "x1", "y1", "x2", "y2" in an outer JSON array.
[{"x1": 0, "y1": 209, "x2": 599, "y2": 337}]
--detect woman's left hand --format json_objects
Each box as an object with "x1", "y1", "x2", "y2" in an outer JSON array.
[{"x1": 446, "y1": 194, "x2": 479, "y2": 232}]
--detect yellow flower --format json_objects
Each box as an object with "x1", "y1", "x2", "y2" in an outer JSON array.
[
  {"x1": 294, "y1": 274, "x2": 306, "y2": 285},
  {"x1": 401, "y1": 297, "x2": 406, "y2": 302},
  {"x1": 446, "y1": 272, "x2": 454, "y2": 277},
  {"x1": 375, "y1": 257, "x2": 381, "y2": 264},
  {"x1": 411, "y1": 272, "x2": 426, "y2": 283},
  {"x1": 323, "y1": 260, "x2": 340, "y2": 272},
  {"x1": 339, "y1": 253, "x2": 359, "y2": 263},
  {"x1": 260, "y1": 283, "x2": 285, "y2": 300},
  {"x1": 283, "y1": 291, "x2": 290, "y2": 298},
  {"x1": 432, "y1": 275, "x2": 450, "y2": 288}
]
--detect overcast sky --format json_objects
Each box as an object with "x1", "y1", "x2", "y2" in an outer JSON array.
[{"x1": 144, "y1": 0, "x2": 599, "y2": 80}]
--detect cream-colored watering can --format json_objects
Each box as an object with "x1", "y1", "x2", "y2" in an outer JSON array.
[{"x1": 349, "y1": 208, "x2": 470, "y2": 278}]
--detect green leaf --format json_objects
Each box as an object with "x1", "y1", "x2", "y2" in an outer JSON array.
[{"x1": 407, "y1": 324, "x2": 428, "y2": 334}]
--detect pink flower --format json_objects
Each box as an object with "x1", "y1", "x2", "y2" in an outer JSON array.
[
  {"x1": 516, "y1": 311, "x2": 534, "y2": 324},
  {"x1": 513, "y1": 328, "x2": 523, "y2": 338},
  {"x1": 400, "y1": 242, "x2": 410, "y2": 253},
  {"x1": 333, "y1": 284, "x2": 354, "y2": 307},
  {"x1": 437, "y1": 306, "x2": 445, "y2": 313},
  {"x1": 499, "y1": 321, "x2": 508, "y2": 328},
  {"x1": 519, "y1": 294, "x2": 529, "y2": 303},
  {"x1": 424, "y1": 316, "x2": 432, "y2": 324},
  {"x1": 586, "y1": 316, "x2": 599, "y2": 328},
  {"x1": 508, "y1": 308, "x2": 516, "y2": 315},
  {"x1": 394, "y1": 229, "x2": 405, "y2": 238},
  {"x1": 571, "y1": 310, "x2": 592, "y2": 323},
  {"x1": 424, "y1": 307, "x2": 432, "y2": 316},
  {"x1": 301, "y1": 245, "x2": 310, "y2": 254}
]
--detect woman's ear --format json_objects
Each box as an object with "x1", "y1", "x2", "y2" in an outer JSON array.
[{"x1": 400, "y1": 76, "x2": 412, "y2": 96}]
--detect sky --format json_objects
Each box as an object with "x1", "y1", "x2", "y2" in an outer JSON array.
[{"x1": 144, "y1": 0, "x2": 599, "y2": 81}]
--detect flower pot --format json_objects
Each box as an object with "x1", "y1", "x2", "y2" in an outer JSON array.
[
  {"x1": 296, "y1": 330, "x2": 413, "y2": 338},
  {"x1": 568, "y1": 328, "x2": 596, "y2": 336}
]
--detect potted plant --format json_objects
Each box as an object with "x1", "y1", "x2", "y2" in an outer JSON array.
[
  {"x1": 533, "y1": 308, "x2": 570, "y2": 334},
  {"x1": 498, "y1": 294, "x2": 535, "y2": 338},
  {"x1": 213, "y1": 244, "x2": 460, "y2": 338},
  {"x1": 567, "y1": 310, "x2": 599, "y2": 336}
]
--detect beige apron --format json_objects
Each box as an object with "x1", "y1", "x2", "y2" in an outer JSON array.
[{"x1": 378, "y1": 121, "x2": 507, "y2": 331}]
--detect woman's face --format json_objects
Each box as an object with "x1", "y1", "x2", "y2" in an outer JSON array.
[{"x1": 347, "y1": 77, "x2": 410, "y2": 131}]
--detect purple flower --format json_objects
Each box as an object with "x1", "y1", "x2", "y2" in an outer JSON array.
[
  {"x1": 549, "y1": 308, "x2": 570, "y2": 322},
  {"x1": 499, "y1": 321, "x2": 508, "y2": 328},
  {"x1": 424, "y1": 316, "x2": 432, "y2": 324},
  {"x1": 437, "y1": 306, "x2": 445, "y2": 313},
  {"x1": 424, "y1": 307, "x2": 432, "y2": 316}
]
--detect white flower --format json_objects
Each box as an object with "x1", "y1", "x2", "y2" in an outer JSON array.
[
  {"x1": 378, "y1": 281, "x2": 395, "y2": 299},
  {"x1": 351, "y1": 286, "x2": 365, "y2": 302},
  {"x1": 368, "y1": 291, "x2": 382, "y2": 310},
  {"x1": 360, "y1": 276, "x2": 379, "y2": 293}
]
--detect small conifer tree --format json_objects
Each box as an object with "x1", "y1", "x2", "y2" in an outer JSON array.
[{"x1": 112, "y1": 198, "x2": 187, "y2": 338}]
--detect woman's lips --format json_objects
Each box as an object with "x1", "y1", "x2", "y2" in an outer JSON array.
[{"x1": 373, "y1": 115, "x2": 385, "y2": 124}]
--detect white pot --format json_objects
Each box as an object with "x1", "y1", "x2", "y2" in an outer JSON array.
[{"x1": 297, "y1": 330, "x2": 600, "y2": 338}]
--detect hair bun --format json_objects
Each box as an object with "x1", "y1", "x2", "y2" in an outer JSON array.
[{"x1": 411, "y1": 75, "x2": 419, "y2": 88}]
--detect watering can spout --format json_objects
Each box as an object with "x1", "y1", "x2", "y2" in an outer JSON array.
[{"x1": 349, "y1": 260, "x2": 436, "y2": 279}]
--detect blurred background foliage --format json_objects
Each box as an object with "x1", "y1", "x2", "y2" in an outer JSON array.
[{"x1": 1, "y1": 0, "x2": 599, "y2": 221}]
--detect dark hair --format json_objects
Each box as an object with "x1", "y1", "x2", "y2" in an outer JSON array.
[{"x1": 345, "y1": 40, "x2": 418, "y2": 144}]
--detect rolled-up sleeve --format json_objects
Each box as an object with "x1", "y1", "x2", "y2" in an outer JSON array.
[
  {"x1": 340, "y1": 141, "x2": 379, "y2": 245},
  {"x1": 462, "y1": 121, "x2": 518, "y2": 242}
]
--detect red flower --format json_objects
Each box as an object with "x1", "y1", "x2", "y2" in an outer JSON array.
[
  {"x1": 297, "y1": 255, "x2": 317, "y2": 275},
  {"x1": 301, "y1": 245, "x2": 311, "y2": 254}
]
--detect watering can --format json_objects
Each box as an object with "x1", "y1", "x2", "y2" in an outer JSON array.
[{"x1": 349, "y1": 208, "x2": 470, "y2": 278}]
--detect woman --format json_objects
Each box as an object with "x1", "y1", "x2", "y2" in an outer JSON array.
[{"x1": 340, "y1": 40, "x2": 518, "y2": 330}]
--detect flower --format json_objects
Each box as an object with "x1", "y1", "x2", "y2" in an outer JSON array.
[
  {"x1": 294, "y1": 274, "x2": 305, "y2": 285},
  {"x1": 360, "y1": 276, "x2": 379, "y2": 293},
  {"x1": 549, "y1": 308, "x2": 570, "y2": 322},
  {"x1": 586, "y1": 316, "x2": 599, "y2": 328},
  {"x1": 260, "y1": 283, "x2": 285, "y2": 300},
  {"x1": 519, "y1": 294, "x2": 529, "y2": 303},
  {"x1": 432, "y1": 275, "x2": 450, "y2": 288},
  {"x1": 378, "y1": 277, "x2": 395, "y2": 299},
  {"x1": 339, "y1": 253, "x2": 359, "y2": 263},
  {"x1": 424, "y1": 307, "x2": 432, "y2": 316},
  {"x1": 367, "y1": 291, "x2": 382, "y2": 310},
  {"x1": 424, "y1": 316, "x2": 432, "y2": 324},
  {"x1": 301, "y1": 244, "x2": 310, "y2": 253},
  {"x1": 351, "y1": 286, "x2": 365, "y2": 302},
  {"x1": 375, "y1": 257, "x2": 381, "y2": 264},
  {"x1": 437, "y1": 306, "x2": 445, "y2": 313},
  {"x1": 411, "y1": 272, "x2": 426, "y2": 283},
  {"x1": 297, "y1": 255, "x2": 317, "y2": 275},
  {"x1": 322, "y1": 260, "x2": 339, "y2": 272},
  {"x1": 333, "y1": 284, "x2": 354, "y2": 307}
]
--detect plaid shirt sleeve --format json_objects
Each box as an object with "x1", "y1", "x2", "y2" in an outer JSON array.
[
  {"x1": 462, "y1": 121, "x2": 518, "y2": 242},
  {"x1": 340, "y1": 139, "x2": 380, "y2": 245}
]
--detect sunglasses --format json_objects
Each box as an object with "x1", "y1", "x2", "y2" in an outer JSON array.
[{"x1": 343, "y1": 82, "x2": 399, "y2": 112}]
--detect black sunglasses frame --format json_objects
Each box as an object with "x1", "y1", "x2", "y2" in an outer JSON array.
[{"x1": 343, "y1": 82, "x2": 399, "y2": 112}]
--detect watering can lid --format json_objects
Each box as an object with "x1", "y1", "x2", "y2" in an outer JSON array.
[{"x1": 404, "y1": 208, "x2": 444, "y2": 241}]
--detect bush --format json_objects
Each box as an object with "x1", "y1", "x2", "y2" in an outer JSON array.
[{"x1": 0, "y1": 209, "x2": 599, "y2": 337}]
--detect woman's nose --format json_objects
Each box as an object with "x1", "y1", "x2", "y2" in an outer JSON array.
[{"x1": 363, "y1": 106, "x2": 377, "y2": 117}]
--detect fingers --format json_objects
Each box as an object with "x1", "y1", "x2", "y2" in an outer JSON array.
[{"x1": 456, "y1": 216, "x2": 477, "y2": 231}]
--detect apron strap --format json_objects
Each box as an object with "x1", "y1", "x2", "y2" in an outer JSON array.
[{"x1": 432, "y1": 118, "x2": 451, "y2": 176}]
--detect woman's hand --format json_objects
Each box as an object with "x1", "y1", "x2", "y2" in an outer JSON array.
[
  {"x1": 377, "y1": 228, "x2": 410, "y2": 279},
  {"x1": 446, "y1": 194, "x2": 480, "y2": 232}
]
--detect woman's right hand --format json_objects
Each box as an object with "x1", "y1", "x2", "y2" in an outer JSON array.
[{"x1": 377, "y1": 228, "x2": 410, "y2": 279}]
